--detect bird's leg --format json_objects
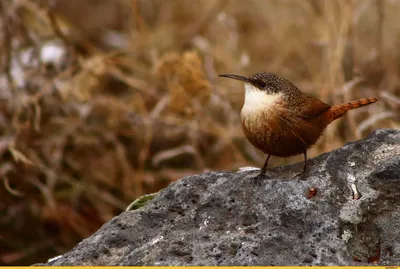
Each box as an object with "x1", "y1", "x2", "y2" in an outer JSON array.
[
  {"x1": 299, "y1": 150, "x2": 308, "y2": 181},
  {"x1": 256, "y1": 154, "x2": 271, "y2": 180}
]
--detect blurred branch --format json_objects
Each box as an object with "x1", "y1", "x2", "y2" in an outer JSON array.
[
  {"x1": 2, "y1": 176, "x2": 24, "y2": 197},
  {"x1": 0, "y1": 1, "x2": 15, "y2": 90},
  {"x1": 376, "y1": 0, "x2": 384, "y2": 56},
  {"x1": 132, "y1": 0, "x2": 148, "y2": 33},
  {"x1": 46, "y1": 6, "x2": 76, "y2": 60},
  {"x1": 182, "y1": 0, "x2": 229, "y2": 44}
]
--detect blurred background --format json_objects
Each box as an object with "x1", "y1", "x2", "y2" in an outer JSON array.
[{"x1": 0, "y1": 0, "x2": 399, "y2": 265}]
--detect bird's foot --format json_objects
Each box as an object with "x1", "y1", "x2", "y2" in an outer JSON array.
[
  {"x1": 251, "y1": 171, "x2": 269, "y2": 186},
  {"x1": 294, "y1": 172, "x2": 307, "y2": 182}
]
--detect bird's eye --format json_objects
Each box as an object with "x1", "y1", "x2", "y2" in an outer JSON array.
[{"x1": 259, "y1": 81, "x2": 267, "y2": 88}]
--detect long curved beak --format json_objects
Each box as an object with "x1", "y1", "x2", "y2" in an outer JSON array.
[{"x1": 219, "y1": 74, "x2": 249, "y2": 82}]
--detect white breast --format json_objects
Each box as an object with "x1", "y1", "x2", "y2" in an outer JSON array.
[{"x1": 240, "y1": 83, "x2": 282, "y2": 118}]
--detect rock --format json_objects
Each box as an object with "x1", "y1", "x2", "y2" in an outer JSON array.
[{"x1": 40, "y1": 129, "x2": 400, "y2": 266}]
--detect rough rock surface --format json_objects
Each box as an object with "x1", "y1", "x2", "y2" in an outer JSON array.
[{"x1": 42, "y1": 129, "x2": 400, "y2": 266}]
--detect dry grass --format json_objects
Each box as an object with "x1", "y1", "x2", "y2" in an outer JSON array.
[{"x1": 0, "y1": 0, "x2": 399, "y2": 265}]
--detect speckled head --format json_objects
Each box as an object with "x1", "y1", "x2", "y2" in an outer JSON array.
[{"x1": 219, "y1": 72, "x2": 297, "y2": 95}]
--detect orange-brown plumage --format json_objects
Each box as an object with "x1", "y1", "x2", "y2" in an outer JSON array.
[
  {"x1": 328, "y1": 98, "x2": 378, "y2": 122},
  {"x1": 219, "y1": 72, "x2": 378, "y2": 179}
]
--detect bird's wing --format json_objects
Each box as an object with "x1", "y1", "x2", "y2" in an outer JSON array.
[
  {"x1": 294, "y1": 96, "x2": 331, "y2": 120},
  {"x1": 276, "y1": 97, "x2": 330, "y2": 146}
]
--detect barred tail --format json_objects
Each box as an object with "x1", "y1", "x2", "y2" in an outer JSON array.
[{"x1": 328, "y1": 97, "x2": 378, "y2": 122}]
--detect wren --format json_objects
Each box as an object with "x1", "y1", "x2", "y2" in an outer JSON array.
[{"x1": 219, "y1": 72, "x2": 377, "y2": 180}]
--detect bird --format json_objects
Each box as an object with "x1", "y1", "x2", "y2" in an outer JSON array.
[{"x1": 219, "y1": 72, "x2": 378, "y2": 180}]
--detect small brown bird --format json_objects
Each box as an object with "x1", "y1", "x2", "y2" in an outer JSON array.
[{"x1": 219, "y1": 72, "x2": 377, "y2": 180}]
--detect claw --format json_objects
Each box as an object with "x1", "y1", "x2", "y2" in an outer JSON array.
[
  {"x1": 251, "y1": 171, "x2": 269, "y2": 186},
  {"x1": 295, "y1": 171, "x2": 307, "y2": 182}
]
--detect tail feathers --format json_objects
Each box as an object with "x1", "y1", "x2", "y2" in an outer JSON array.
[{"x1": 328, "y1": 97, "x2": 377, "y2": 122}]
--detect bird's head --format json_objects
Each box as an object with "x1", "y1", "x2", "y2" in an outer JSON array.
[
  {"x1": 219, "y1": 72, "x2": 294, "y2": 114},
  {"x1": 219, "y1": 72, "x2": 290, "y2": 95}
]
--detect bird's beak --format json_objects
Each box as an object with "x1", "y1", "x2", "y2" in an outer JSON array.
[{"x1": 219, "y1": 74, "x2": 249, "y2": 83}]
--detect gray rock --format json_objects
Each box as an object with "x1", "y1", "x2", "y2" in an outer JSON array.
[{"x1": 41, "y1": 129, "x2": 400, "y2": 266}]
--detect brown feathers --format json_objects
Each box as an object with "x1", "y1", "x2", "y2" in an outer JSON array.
[{"x1": 328, "y1": 97, "x2": 378, "y2": 122}]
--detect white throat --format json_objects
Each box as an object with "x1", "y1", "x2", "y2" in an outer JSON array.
[{"x1": 241, "y1": 83, "x2": 282, "y2": 117}]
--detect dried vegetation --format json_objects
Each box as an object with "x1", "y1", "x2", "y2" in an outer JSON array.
[{"x1": 0, "y1": 0, "x2": 399, "y2": 265}]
